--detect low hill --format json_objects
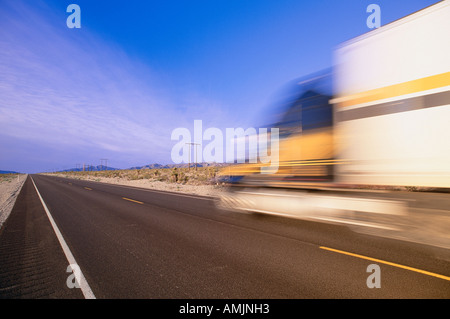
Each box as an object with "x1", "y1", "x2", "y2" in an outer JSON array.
[{"x1": 0, "y1": 170, "x2": 20, "y2": 174}]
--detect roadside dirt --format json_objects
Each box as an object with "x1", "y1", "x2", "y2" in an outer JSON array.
[{"x1": 0, "y1": 174, "x2": 27, "y2": 228}]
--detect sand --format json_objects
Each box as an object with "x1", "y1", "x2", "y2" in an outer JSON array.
[{"x1": 0, "y1": 174, "x2": 27, "y2": 229}]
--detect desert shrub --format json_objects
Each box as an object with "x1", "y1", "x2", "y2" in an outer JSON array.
[{"x1": 171, "y1": 168, "x2": 179, "y2": 183}]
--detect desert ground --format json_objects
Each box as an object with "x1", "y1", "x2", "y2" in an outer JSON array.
[
  {"x1": 44, "y1": 167, "x2": 227, "y2": 198},
  {"x1": 0, "y1": 174, "x2": 27, "y2": 228}
]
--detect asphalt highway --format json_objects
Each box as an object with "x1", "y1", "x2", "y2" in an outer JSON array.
[{"x1": 0, "y1": 174, "x2": 449, "y2": 299}]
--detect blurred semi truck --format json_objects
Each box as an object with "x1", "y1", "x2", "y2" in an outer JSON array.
[{"x1": 217, "y1": 1, "x2": 450, "y2": 246}]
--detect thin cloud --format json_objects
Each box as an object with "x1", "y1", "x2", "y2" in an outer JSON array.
[{"x1": 0, "y1": 1, "x2": 243, "y2": 172}]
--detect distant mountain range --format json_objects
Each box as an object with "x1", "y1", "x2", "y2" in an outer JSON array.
[
  {"x1": 128, "y1": 162, "x2": 230, "y2": 170},
  {"x1": 58, "y1": 162, "x2": 231, "y2": 172},
  {"x1": 59, "y1": 165, "x2": 118, "y2": 172},
  {"x1": 0, "y1": 170, "x2": 20, "y2": 174},
  {"x1": 1, "y1": 163, "x2": 232, "y2": 174}
]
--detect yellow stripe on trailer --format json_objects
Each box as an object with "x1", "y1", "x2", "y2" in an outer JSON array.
[{"x1": 333, "y1": 71, "x2": 450, "y2": 108}]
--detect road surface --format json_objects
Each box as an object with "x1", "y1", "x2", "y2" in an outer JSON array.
[{"x1": 0, "y1": 174, "x2": 449, "y2": 300}]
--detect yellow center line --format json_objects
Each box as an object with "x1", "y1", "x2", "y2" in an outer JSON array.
[
  {"x1": 84, "y1": 187, "x2": 92, "y2": 190},
  {"x1": 319, "y1": 246, "x2": 450, "y2": 282},
  {"x1": 122, "y1": 197, "x2": 144, "y2": 205}
]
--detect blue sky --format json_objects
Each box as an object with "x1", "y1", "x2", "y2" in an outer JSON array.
[{"x1": 0, "y1": 0, "x2": 439, "y2": 173}]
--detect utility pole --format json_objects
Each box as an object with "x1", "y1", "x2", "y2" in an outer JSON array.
[
  {"x1": 100, "y1": 159, "x2": 108, "y2": 171},
  {"x1": 186, "y1": 143, "x2": 200, "y2": 170}
]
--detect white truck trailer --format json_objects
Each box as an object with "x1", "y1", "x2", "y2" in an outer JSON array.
[{"x1": 332, "y1": 0, "x2": 450, "y2": 188}]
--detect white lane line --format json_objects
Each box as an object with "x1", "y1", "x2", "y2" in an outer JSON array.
[{"x1": 31, "y1": 176, "x2": 96, "y2": 299}]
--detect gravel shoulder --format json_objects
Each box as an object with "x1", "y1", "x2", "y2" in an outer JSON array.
[{"x1": 0, "y1": 174, "x2": 28, "y2": 229}]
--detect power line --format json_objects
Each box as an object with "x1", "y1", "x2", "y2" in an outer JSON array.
[
  {"x1": 186, "y1": 143, "x2": 200, "y2": 170},
  {"x1": 100, "y1": 159, "x2": 108, "y2": 171}
]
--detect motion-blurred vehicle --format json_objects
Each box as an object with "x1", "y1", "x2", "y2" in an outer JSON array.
[{"x1": 217, "y1": 1, "x2": 450, "y2": 247}]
